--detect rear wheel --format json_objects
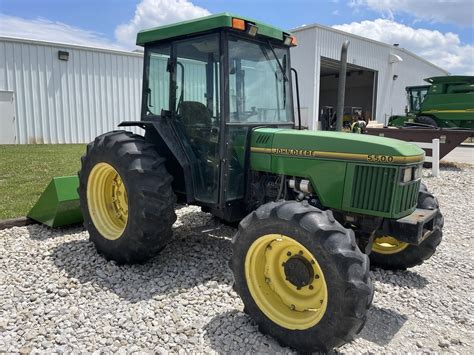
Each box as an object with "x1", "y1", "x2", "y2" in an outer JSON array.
[
  {"x1": 230, "y1": 201, "x2": 373, "y2": 352},
  {"x1": 370, "y1": 183, "x2": 443, "y2": 270},
  {"x1": 78, "y1": 131, "x2": 176, "y2": 264}
]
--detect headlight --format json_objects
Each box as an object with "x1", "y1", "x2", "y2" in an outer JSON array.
[
  {"x1": 401, "y1": 167, "x2": 413, "y2": 183},
  {"x1": 401, "y1": 166, "x2": 422, "y2": 183},
  {"x1": 413, "y1": 165, "x2": 422, "y2": 180}
]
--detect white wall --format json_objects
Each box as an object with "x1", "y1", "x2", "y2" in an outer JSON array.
[
  {"x1": 291, "y1": 24, "x2": 448, "y2": 129},
  {"x1": 290, "y1": 29, "x2": 318, "y2": 129},
  {"x1": 0, "y1": 37, "x2": 143, "y2": 144},
  {"x1": 380, "y1": 50, "x2": 446, "y2": 124},
  {"x1": 0, "y1": 30, "x2": 448, "y2": 143}
]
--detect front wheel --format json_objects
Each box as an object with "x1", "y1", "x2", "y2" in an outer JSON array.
[
  {"x1": 370, "y1": 183, "x2": 443, "y2": 270},
  {"x1": 230, "y1": 201, "x2": 373, "y2": 352},
  {"x1": 415, "y1": 115, "x2": 438, "y2": 127}
]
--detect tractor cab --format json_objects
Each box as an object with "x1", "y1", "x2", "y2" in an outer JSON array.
[
  {"x1": 128, "y1": 13, "x2": 297, "y2": 219},
  {"x1": 405, "y1": 85, "x2": 430, "y2": 113}
]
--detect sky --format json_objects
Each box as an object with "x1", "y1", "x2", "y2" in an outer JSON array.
[{"x1": 0, "y1": 0, "x2": 473, "y2": 74}]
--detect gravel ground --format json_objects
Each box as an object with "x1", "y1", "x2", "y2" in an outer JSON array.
[{"x1": 1, "y1": 166, "x2": 473, "y2": 353}]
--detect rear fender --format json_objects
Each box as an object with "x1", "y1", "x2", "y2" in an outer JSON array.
[{"x1": 119, "y1": 120, "x2": 195, "y2": 203}]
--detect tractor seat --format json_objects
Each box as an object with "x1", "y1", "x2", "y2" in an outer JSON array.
[{"x1": 180, "y1": 101, "x2": 212, "y2": 127}]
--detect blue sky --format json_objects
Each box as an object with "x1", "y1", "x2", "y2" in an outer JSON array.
[{"x1": 0, "y1": 0, "x2": 473, "y2": 74}]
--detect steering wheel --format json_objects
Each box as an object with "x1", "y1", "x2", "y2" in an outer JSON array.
[{"x1": 239, "y1": 107, "x2": 259, "y2": 122}]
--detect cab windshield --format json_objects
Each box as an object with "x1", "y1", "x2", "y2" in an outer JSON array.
[
  {"x1": 228, "y1": 37, "x2": 293, "y2": 124},
  {"x1": 408, "y1": 87, "x2": 429, "y2": 112}
]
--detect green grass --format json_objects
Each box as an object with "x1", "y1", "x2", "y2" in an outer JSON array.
[{"x1": 0, "y1": 144, "x2": 86, "y2": 219}]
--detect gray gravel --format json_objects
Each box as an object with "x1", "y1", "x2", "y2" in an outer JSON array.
[{"x1": 1, "y1": 166, "x2": 473, "y2": 353}]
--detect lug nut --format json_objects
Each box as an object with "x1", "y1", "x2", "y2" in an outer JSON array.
[
  {"x1": 281, "y1": 262, "x2": 286, "y2": 267},
  {"x1": 315, "y1": 274, "x2": 320, "y2": 279},
  {"x1": 298, "y1": 250, "x2": 303, "y2": 255},
  {"x1": 287, "y1": 251, "x2": 292, "y2": 257},
  {"x1": 309, "y1": 285, "x2": 314, "y2": 290}
]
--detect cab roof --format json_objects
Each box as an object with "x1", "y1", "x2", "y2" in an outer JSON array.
[
  {"x1": 425, "y1": 76, "x2": 474, "y2": 84},
  {"x1": 136, "y1": 13, "x2": 291, "y2": 46}
]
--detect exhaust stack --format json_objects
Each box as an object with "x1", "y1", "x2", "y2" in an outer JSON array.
[{"x1": 336, "y1": 40, "x2": 350, "y2": 132}]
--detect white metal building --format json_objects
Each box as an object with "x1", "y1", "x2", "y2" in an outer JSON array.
[
  {"x1": 290, "y1": 23, "x2": 449, "y2": 130},
  {"x1": 1, "y1": 25, "x2": 449, "y2": 144},
  {"x1": 0, "y1": 37, "x2": 143, "y2": 144}
]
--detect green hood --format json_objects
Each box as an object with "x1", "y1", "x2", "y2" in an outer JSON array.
[{"x1": 251, "y1": 128, "x2": 424, "y2": 165}]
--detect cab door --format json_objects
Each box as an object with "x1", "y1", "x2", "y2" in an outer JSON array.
[{"x1": 171, "y1": 34, "x2": 222, "y2": 204}]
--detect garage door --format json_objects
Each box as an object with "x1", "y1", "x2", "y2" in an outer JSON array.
[{"x1": 318, "y1": 57, "x2": 377, "y2": 130}]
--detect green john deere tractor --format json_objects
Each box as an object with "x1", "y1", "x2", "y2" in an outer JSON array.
[
  {"x1": 76, "y1": 14, "x2": 443, "y2": 352},
  {"x1": 389, "y1": 75, "x2": 474, "y2": 129}
]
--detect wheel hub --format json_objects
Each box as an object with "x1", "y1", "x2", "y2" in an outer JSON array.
[
  {"x1": 283, "y1": 255, "x2": 314, "y2": 288},
  {"x1": 111, "y1": 174, "x2": 128, "y2": 220}
]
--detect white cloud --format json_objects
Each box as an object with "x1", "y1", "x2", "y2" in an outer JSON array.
[
  {"x1": 349, "y1": 0, "x2": 473, "y2": 27},
  {"x1": 333, "y1": 19, "x2": 474, "y2": 74},
  {"x1": 0, "y1": 14, "x2": 122, "y2": 50},
  {"x1": 0, "y1": 0, "x2": 211, "y2": 50},
  {"x1": 115, "y1": 0, "x2": 210, "y2": 48}
]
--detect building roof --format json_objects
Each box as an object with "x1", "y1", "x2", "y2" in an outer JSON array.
[
  {"x1": 291, "y1": 23, "x2": 448, "y2": 75},
  {"x1": 0, "y1": 36, "x2": 143, "y2": 57},
  {"x1": 136, "y1": 12, "x2": 291, "y2": 46}
]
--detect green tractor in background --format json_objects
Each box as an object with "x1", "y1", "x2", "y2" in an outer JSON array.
[
  {"x1": 389, "y1": 76, "x2": 474, "y2": 129},
  {"x1": 75, "y1": 14, "x2": 444, "y2": 352}
]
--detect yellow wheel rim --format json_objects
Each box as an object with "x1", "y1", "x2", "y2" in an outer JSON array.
[
  {"x1": 245, "y1": 234, "x2": 328, "y2": 330},
  {"x1": 87, "y1": 162, "x2": 128, "y2": 240},
  {"x1": 372, "y1": 235, "x2": 409, "y2": 255}
]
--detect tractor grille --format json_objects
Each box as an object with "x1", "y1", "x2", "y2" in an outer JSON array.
[
  {"x1": 397, "y1": 180, "x2": 421, "y2": 213},
  {"x1": 351, "y1": 165, "x2": 396, "y2": 213},
  {"x1": 351, "y1": 165, "x2": 420, "y2": 215}
]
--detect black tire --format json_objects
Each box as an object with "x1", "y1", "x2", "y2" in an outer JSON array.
[
  {"x1": 230, "y1": 200, "x2": 373, "y2": 352},
  {"x1": 78, "y1": 131, "x2": 177, "y2": 264},
  {"x1": 370, "y1": 183, "x2": 443, "y2": 270},
  {"x1": 415, "y1": 115, "x2": 438, "y2": 127}
]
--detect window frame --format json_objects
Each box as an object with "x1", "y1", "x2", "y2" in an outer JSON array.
[{"x1": 224, "y1": 33, "x2": 295, "y2": 126}]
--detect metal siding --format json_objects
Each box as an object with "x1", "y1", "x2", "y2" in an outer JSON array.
[
  {"x1": 291, "y1": 25, "x2": 447, "y2": 128},
  {"x1": 1, "y1": 32, "x2": 448, "y2": 142},
  {"x1": 0, "y1": 37, "x2": 145, "y2": 144},
  {"x1": 290, "y1": 29, "x2": 318, "y2": 129}
]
